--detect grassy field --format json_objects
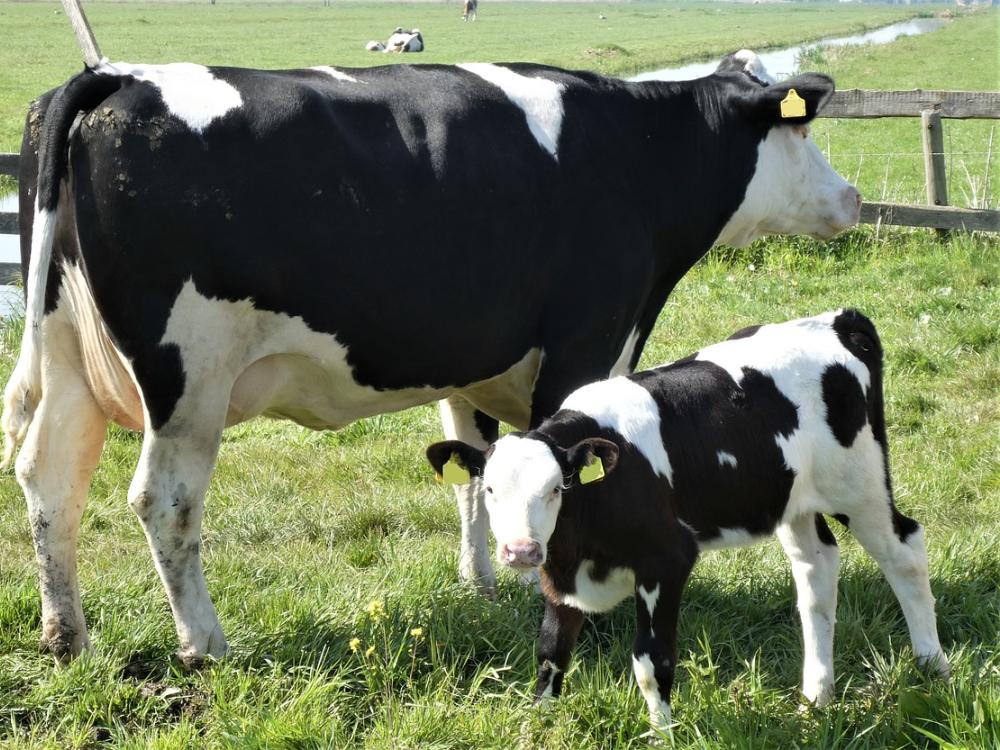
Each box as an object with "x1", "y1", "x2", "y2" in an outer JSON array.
[{"x1": 0, "y1": 4, "x2": 998, "y2": 749}]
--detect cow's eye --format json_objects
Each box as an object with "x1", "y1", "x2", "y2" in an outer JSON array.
[
  {"x1": 551, "y1": 488, "x2": 560, "y2": 498},
  {"x1": 485, "y1": 486, "x2": 493, "y2": 494}
]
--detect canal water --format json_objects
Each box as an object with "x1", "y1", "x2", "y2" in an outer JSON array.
[{"x1": 631, "y1": 17, "x2": 947, "y2": 82}]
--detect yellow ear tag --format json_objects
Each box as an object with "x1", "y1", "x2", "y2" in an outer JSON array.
[
  {"x1": 578, "y1": 455, "x2": 605, "y2": 485},
  {"x1": 780, "y1": 88, "x2": 806, "y2": 119},
  {"x1": 441, "y1": 453, "x2": 471, "y2": 485}
]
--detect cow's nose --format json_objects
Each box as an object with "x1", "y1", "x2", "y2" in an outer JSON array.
[{"x1": 501, "y1": 539, "x2": 543, "y2": 568}]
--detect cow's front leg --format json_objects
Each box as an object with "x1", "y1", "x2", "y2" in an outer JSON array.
[
  {"x1": 534, "y1": 598, "x2": 585, "y2": 703},
  {"x1": 438, "y1": 396, "x2": 498, "y2": 595},
  {"x1": 128, "y1": 395, "x2": 228, "y2": 666}
]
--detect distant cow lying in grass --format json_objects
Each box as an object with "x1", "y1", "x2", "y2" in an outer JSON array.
[
  {"x1": 366, "y1": 28, "x2": 424, "y2": 53},
  {"x1": 427, "y1": 310, "x2": 949, "y2": 734}
]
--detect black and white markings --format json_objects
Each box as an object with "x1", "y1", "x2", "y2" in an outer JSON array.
[
  {"x1": 9, "y1": 49, "x2": 861, "y2": 663},
  {"x1": 427, "y1": 310, "x2": 949, "y2": 735}
]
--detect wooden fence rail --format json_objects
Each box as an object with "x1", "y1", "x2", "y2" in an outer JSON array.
[{"x1": 1, "y1": 88, "x2": 997, "y2": 285}]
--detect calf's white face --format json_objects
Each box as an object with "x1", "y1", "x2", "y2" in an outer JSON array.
[{"x1": 482, "y1": 435, "x2": 565, "y2": 571}]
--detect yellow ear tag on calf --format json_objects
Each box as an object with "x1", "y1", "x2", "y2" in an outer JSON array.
[
  {"x1": 780, "y1": 88, "x2": 806, "y2": 119},
  {"x1": 578, "y1": 455, "x2": 605, "y2": 485},
  {"x1": 441, "y1": 453, "x2": 471, "y2": 485}
]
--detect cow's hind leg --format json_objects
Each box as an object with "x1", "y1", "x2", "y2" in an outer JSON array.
[
  {"x1": 128, "y1": 387, "x2": 230, "y2": 665},
  {"x1": 16, "y1": 360, "x2": 106, "y2": 662},
  {"x1": 776, "y1": 513, "x2": 840, "y2": 706},
  {"x1": 439, "y1": 395, "x2": 498, "y2": 595},
  {"x1": 845, "y1": 497, "x2": 949, "y2": 677}
]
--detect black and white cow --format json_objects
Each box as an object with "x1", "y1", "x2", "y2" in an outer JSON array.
[
  {"x1": 367, "y1": 28, "x2": 424, "y2": 53},
  {"x1": 6, "y1": 51, "x2": 860, "y2": 664},
  {"x1": 427, "y1": 310, "x2": 948, "y2": 734}
]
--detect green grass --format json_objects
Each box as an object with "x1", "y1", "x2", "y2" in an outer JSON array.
[{"x1": 0, "y1": 5, "x2": 998, "y2": 749}]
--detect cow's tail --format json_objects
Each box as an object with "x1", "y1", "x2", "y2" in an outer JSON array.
[{"x1": 1, "y1": 69, "x2": 122, "y2": 470}]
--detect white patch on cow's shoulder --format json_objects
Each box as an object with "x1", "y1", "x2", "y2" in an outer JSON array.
[
  {"x1": 560, "y1": 561, "x2": 634, "y2": 613},
  {"x1": 717, "y1": 450, "x2": 738, "y2": 469},
  {"x1": 610, "y1": 326, "x2": 641, "y2": 377},
  {"x1": 457, "y1": 63, "x2": 565, "y2": 159},
  {"x1": 96, "y1": 61, "x2": 242, "y2": 133},
  {"x1": 733, "y1": 49, "x2": 776, "y2": 85},
  {"x1": 561, "y1": 377, "x2": 673, "y2": 484},
  {"x1": 311, "y1": 66, "x2": 361, "y2": 84}
]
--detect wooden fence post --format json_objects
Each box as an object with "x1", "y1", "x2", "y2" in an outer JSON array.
[{"x1": 921, "y1": 109, "x2": 949, "y2": 238}]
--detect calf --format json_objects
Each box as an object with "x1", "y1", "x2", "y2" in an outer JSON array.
[{"x1": 427, "y1": 310, "x2": 948, "y2": 733}]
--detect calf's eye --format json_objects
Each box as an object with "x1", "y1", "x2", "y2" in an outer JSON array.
[{"x1": 485, "y1": 486, "x2": 493, "y2": 494}]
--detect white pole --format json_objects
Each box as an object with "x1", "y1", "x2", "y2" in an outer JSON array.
[{"x1": 60, "y1": 0, "x2": 104, "y2": 68}]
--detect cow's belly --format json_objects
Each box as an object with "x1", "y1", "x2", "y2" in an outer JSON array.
[
  {"x1": 66, "y1": 268, "x2": 542, "y2": 433},
  {"x1": 161, "y1": 278, "x2": 543, "y2": 430}
]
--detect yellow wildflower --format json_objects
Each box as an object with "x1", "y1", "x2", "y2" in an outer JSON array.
[
  {"x1": 349, "y1": 637, "x2": 361, "y2": 653},
  {"x1": 410, "y1": 627, "x2": 424, "y2": 639},
  {"x1": 365, "y1": 645, "x2": 376, "y2": 657},
  {"x1": 366, "y1": 600, "x2": 386, "y2": 621}
]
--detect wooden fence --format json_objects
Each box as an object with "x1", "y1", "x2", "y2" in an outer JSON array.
[
  {"x1": 1, "y1": 88, "x2": 998, "y2": 284},
  {"x1": 816, "y1": 88, "x2": 1000, "y2": 233}
]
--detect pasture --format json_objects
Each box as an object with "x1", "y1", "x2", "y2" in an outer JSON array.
[{"x1": 0, "y1": 3, "x2": 998, "y2": 748}]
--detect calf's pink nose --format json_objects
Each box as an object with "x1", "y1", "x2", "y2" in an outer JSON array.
[{"x1": 501, "y1": 539, "x2": 543, "y2": 567}]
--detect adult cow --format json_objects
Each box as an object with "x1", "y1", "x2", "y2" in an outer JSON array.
[{"x1": 5, "y1": 51, "x2": 860, "y2": 664}]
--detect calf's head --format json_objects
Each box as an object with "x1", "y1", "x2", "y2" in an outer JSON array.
[
  {"x1": 426, "y1": 436, "x2": 619, "y2": 570},
  {"x1": 712, "y1": 51, "x2": 861, "y2": 247}
]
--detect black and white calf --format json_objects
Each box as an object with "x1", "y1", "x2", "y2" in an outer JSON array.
[
  {"x1": 427, "y1": 310, "x2": 948, "y2": 732},
  {"x1": 9, "y1": 50, "x2": 858, "y2": 664}
]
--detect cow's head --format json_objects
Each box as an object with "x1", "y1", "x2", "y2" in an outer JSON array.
[
  {"x1": 712, "y1": 50, "x2": 861, "y2": 247},
  {"x1": 426, "y1": 435, "x2": 619, "y2": 570}
]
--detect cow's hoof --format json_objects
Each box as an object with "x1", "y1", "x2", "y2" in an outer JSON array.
[
  {"x1": 918, "y1": 652, "x2": 951, "y2": 679},
  {"x1": 176, "y1": 627, "x2": 229, "y2": 670},
  {"x1": 39, "y1": 619, "x2": 89, "y2": 664}
]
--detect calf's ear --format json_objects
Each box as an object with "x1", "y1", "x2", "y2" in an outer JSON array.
[
  {"x1": 747, "y1": 73, "x2": 835, "y2": 125},
  {"x1": 565, "y1": 438, "x2": 619, "y2": 484},
  {"x1": 425, "y1": 440, "x2": 486, "y2": 484}
]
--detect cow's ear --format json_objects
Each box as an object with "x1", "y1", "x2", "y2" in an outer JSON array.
[
  {"x1": 749, "y1": 73, "x2": 835, "y2": 125},
  {"x1": 426, "y1": 440, "x2": 486, "y2": 485},
  {"x1": 564, "y1": 438, "x2": 619, "y2": 485}
]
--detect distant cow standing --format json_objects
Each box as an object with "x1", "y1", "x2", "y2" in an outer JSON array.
[
  {"x1": 9, "y1": 51, "x2": 859, "y2": 664},
  {"x1": 427, "y1": 310, "x2": 949, "y2": 734},
  {"x1": 464, "y1": 0, "x2": 478, "y2": 22}
]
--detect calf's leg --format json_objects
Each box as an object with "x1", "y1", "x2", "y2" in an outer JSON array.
[
  {"x1": 776, "y1": 513, "x2": 840, "y2": 705},
  {"x1": 847, "y1": 500, "x2": 949, "y2": 676},
  {"x1": 16, "y1": 361, "x2": 106, "y2": 661},
  {"x1": 632, "y1": 556, "x2": 694, "y2": 735},
  {"x1": 438, "y1": 395, "x2": 498, "y2": 595},
  {"x1": 534, "y1": 599, "x2": 585, "y2": 702},
  {"x1": 128, "y1": 387, "x2": 229, "y2": 666}
]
